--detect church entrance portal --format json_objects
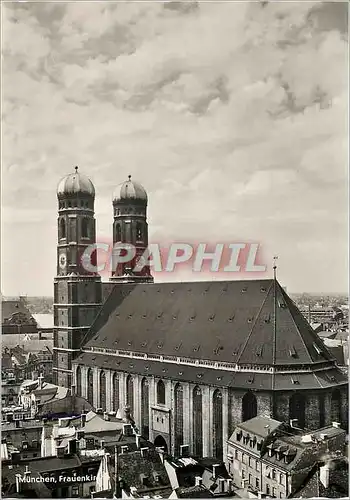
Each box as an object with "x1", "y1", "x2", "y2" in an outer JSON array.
[{"x1": 154, "y1": 435, "x2": 168, "y2": 453}]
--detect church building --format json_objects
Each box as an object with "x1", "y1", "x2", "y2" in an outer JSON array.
[{"x1": 53, "y1": 168, "x2": 348, "y2": 462}]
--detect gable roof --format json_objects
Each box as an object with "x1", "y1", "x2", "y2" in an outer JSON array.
[{"x1": 83, "y1": 279, "x2": 336, "y2": 368}]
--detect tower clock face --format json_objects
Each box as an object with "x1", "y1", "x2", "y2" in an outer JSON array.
[{"x1": 59, "y1": 252, "x2": 67, "y2": 270}]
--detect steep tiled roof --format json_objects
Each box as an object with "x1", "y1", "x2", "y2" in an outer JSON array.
[{"x1": 83, "y1": 280, "x2": 336, "y2": 368}]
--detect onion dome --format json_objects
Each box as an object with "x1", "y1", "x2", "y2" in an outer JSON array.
[
  {"x1": 113, "y1": 175, "x2": 147, "y2": 204},
  {"x1": 57, "y1": 166, "x2": 95, "y2": 198}
]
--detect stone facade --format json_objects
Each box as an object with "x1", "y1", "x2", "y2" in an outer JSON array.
[{"x1": 73, "y1": 364, "x2": 348, "y2": 459}]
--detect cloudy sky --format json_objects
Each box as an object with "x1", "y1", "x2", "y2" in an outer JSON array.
[{"x1": 2, "y1": 1, "x2": 348, "y2": 296}]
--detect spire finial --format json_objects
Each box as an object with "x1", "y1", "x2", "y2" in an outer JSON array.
[
  {"x1": 273, "y1": 255, "x2": 278, "y2": 280},
  {"x1": 75, "y1": 165, "x2": 78, "y2": 173},
  {"x1": 128, "y1": 174, "x2": 131, "y2": 181}
]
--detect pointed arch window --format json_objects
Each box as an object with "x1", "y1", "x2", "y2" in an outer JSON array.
[
  {"x1": 193, "y1": 386, "x2": 203, "y2": 456},
  {"x1": 141, "y1": 378, "x2": 150, "y2": 439},
  {"x1": 157, "y1": 380, "x2": 166, "y2": 405},
  {"x1": 99, "y1": 371, "x2": 106, "y2": 410},
  {"x1": 174, "y1": 383, "x2": 184, "y2": 456},
  {"x1": 59, "y1": 218, "x2": 66, "y2": 239},
  {"x1": 242, "y1": 391, "x2": 257, "y2": 422},
  {"x1": 331, "y1": 389, "x2": 341, "y2": 423},
  {"x1": 213, "y1": 389, "x2": 223, "y2": 459},
  {"x1": 289, "y1": 393, "x2": 305, "y2": 428},
  {"x1": 76, "y1": 366, "x2": 82, "y2": 397},
  {"x1": 126, "y1": 375, "x2": 134, "y2": 415},
  {"x1": 87, "y1": 368, "x2": 94, "y2": 406}
]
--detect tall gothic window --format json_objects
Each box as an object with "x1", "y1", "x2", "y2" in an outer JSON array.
[
  {"x1": 59, "y1": 218, "x2": 66, "y2": 239},
  {"x1": 193, "y1": 386, "x2": 203, "y2": 457},
  {"x1": 242, "y1": 391, "x2": 257, "y2": 422},
  {"x1": 126, "y1": 375, "x2": 134, "y2": 415},
  {"x1": 99, "y1": 371, "x2": 106, "y2": 410},
  {"x1": 213, "y1": 389, "x2": 223, "y2": 459},
  {"x1": 141, "y1": 378, "x2": 150, "y2": 439},
  {"x1": 174, "y1": 383, "x2": 184, "y2": 456},
  {"x1": 112, "y1": 373, "x2": 119, "y2": 412},
  {"x1": 87, "y1": 368, "x2": 94, "y2": 406},
  {"x1": 157, "y1": 380, "x2": 166, "y2": 405},
  {"x1": 76, "y1": 366, "x2": 82, "y2": 397},
  {"x1": 289, "y1": 393, "x2": 305, "y2": 428},
  {"x1": 331, "y1": 389, "x2": 341, "y2": 423}
]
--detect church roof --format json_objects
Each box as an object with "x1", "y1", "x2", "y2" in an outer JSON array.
[
  {"x1": 57, "y1": 168, "x2": 95, "y2": 197},
  {"x1": 82, "y1": 279, "x2": 337, "y2": 368}
]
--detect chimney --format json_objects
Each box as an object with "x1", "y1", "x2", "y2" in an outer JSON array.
[
  {"x1": 180, "y1": 444, "x2": 189, "y2": 457},
  {"x1": 96, "y1": 408, "x2": 103, "y2": 415},
  {"x1": 320, "y1": 462, "x2": 330, "y2": 488},
  {"x1": 140, "y1": 447, "x2": 149, "y2": 458},
  {"x1": 227, "y1": 479, "x2": 233, "y2": 494},
  {"x1": 290, "y1": 419, "x2": 298, "y2": 429},
  {"x1": 218, "y1": 478, "x2": 225, "y2": 493},
  {"x1": 71, "y1": 384, "x2": 76, "y2": 395},
  {"x1": 135, "y1": 434, "x2": 141, "y2": 449},
  {"x1": 80, "y1": 413, "x2": 86, "y2": 427},
  {"x1": 68, "y1": 439, "x2": 77, "y2": 455},
  {"x1": 38, "y1": 374, "x2": 44, "y2": 390},
  {"x1": 195, "y1": 477, "x2": 202, "y2": 487},
  {"x1": 123, "y1": 424, "x2": 133, "y2": 436},
  {"x1": 100, "y1": 440, "x2": 105, "y2": 449},
  {"x1": 103, "y1": 412, "x2": 110, "y2": 421},
  {"x1": 212, "y1": 464, "x2": 220, "y2": 479},
  {"x1": 332, "y1": 422, "x2": 341, "y2": 428},
  {"x1": 24, "y1": 465, "x2": 31, "y2": 477},
  {"x1": 121, "y1": 446, "x2": 128, "y2": 454}
]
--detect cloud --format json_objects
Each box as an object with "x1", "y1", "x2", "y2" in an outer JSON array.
[{"x1": 1, "y1": 1, "x2": 348, "y2": 295}]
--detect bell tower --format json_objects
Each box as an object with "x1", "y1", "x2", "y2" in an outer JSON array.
[
  {"x1": 111, "y1": 175, "x2": 153, "y2": 283},
  {"x1": 53, "y1": 167, "x2": 102, "y2": 387}
]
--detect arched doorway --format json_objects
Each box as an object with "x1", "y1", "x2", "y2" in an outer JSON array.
[
  {"x1": 289, "y1": 393, "x2": 305, "y2": 428},
  {"x1": 242, "y1": 391, "x2": 257, "y2": 422},
  {"x1": 154, "y1": 435, "x2": 168, "y2": 453}
]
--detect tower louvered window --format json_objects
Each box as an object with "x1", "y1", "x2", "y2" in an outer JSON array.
[
  {"x1": 87, "y1": 368, "x2": 94, "y2": 405},
  {"x1": 99, "y1": 371, "x2": 106, "y2": 410},
  {"x1": 141, "y1": 378, "x2": 150, "y2": 439},
  {"x1": 174, "y1": 383, "x2": 184, "y2": 456},
  {"x1": 213, "y1": 389, "x2": 223, "y2": 459},
  {"x1": 193, "y1": 386, "x2": 203, "y2": 456}
]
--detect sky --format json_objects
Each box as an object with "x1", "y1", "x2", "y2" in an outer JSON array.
[{"x1": 1, "y1": 1, "x2": 348, "y2": 296}]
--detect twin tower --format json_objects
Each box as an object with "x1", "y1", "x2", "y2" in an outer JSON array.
[{"x1": 53, "y1": 167, "x2": 153, "y2": 387}]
